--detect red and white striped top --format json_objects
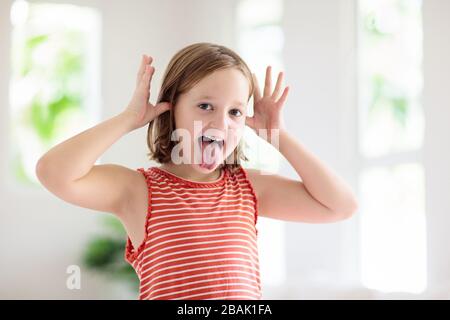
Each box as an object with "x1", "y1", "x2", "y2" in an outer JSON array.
[{"x1": 124, "y1": 165, "x2": 261, "y2": 300}]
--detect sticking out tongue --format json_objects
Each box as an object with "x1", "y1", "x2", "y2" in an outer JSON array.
[{"x1": 200, "y1": 139, "x2": 223, "y2": 170}]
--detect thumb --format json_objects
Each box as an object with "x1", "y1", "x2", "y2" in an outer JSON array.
[
  {"x1": 153, "y1": 102, "x2": 172, "y2": 116},
  {"x1": 245, "y1": 116, "x2": 255, "y2": 129}
]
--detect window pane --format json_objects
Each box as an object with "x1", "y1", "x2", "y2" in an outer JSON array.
[
  {"x1": 237, "y1": 0, "x2": 282, "y2": 28},
  {"x1": 237, "y1": 0, "x2": 286, "y2": 288},
  {"x1": 358, "y1": 0, "x2": 424, "y2": 158},
  {"x1": 9, "y1": 1, "x2": 101, "y2": 186},
  {"x1": 237, "y1": 0, "x2": 284, "y2": 174},
  {"x1": 359, "y1": 163, "x2": 426, "y2": 293}
]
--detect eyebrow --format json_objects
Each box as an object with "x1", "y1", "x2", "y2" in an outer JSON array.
[{"x1": 196, "y1": 95, "x2": 245, "y2": 107}]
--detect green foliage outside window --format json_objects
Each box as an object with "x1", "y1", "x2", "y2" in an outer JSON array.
[
  {"x1": 11, "y1": 3, "x2": 135, "y2": 292},
  {"x1": 82, "y1": 216, "x2": 139, "y2": 292},
  {"x1": 12, "y1": 25, "x2": 86, "y2": 184}
]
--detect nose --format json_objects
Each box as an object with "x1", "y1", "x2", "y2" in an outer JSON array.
[{"x1": 208, "y1": 109, "x2": 229, "y2": 132}]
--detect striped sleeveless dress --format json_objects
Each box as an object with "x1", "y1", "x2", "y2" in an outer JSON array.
[{"x1": 124, "y1": 165, "x2": 261, "y2": 300}]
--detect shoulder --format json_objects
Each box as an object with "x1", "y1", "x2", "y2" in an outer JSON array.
[
  {"x1": 243, "y1": 167, "x2": 261, "y2": 190},
  {"x1": 226, "y1": 165, "x2": 254, "y2": 183},
  {"x1": 121, "y1": 166, "x2": 157, "y2": 215},
  {"x1": 240, "y1": 167, "x2": 294, "y2": 201},
  {"x1": 231, "y1": 166, "x2": 264, "y2": 199}
]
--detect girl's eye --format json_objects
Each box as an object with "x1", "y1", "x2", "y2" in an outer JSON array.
[
  {"x1": 198, "y1": 103, "x2": 212, "y2": 111},
  {"x1": 230, "y1": 109, "x2": 242, "y2": 117}
]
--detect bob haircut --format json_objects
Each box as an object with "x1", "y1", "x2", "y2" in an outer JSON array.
[{"x1": 146, "y1": 42, "x2": 255, "y2": 172}]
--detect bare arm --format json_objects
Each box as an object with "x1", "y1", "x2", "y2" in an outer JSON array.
[
  {"x1": 246, "y1": 66, "x2": 358, "y2": 223},
  {"x1": 247, "y1": 130, "x2": 358, "y2": 223},
  {"x1": 36, "y1": 112, "x2": 139, "y2": 214},
  {"x1": 36, "y1": 54, "x2": 171, "y2": 216}
]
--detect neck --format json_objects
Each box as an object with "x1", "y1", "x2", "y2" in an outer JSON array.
[{"x1": 160, "y1": 163, "x2": 222, "y2": 182}]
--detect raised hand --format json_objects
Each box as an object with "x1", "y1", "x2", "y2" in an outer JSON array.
[
  {"x1": 124, "y1": 54, "x2": 171, "y2": 131},
  {"x1": 246, "y1": 66, "x2": 289, "y2": 141}
]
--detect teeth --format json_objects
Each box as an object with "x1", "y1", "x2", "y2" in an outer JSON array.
[
  {"x1": 200, "y1": 135, "x2": 224, "y2": 147},
  {"x1": 204, "y1": 135, "x2": 223, "y2": 142}
]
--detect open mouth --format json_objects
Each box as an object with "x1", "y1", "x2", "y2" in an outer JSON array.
[
  {"x1": 197, "y1": 134, "x2": 225, "y2": 148},
  {"x1": 197, "y1": 134, "x2": 225, "y2": 169}
]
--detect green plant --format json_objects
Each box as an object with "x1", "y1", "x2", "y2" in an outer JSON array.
[
  {"x1": 12, "y1": 24, "x2": 87, "y2": 184},
  {"x1": 82, "y1": 215, "x2": 139, "y2": 291},
  {"x1": 370, "y1": 73, "x2": 410, "y2": 128}
]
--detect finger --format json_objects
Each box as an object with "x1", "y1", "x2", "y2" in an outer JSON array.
[
  {"x1": 263, "y1": 66, "x2": 272, "y2": 97},
  {"x1": 136, "y1": 55, "x2": 147, "y2": 86},
  {"x1": 146, "y1": 65, "x2": 156, "y2": 102},
  {"x1": 152, "y1": 102, "x2": 172, "y2": 117},
  {"x1": 277, "y1": 86, "x2": 290, "y2": 107},
  {"x1": 136, "y1": 55, "x2": 153, "y2": 87},
  {"x1": 252, "y1": 73, "x2": 262, "y2": 102},
  {"x1": 136, "y1": 65, "x2": 154, "y2": 102},
  {"x1": 140, "y1": 65, "x2": 155, "y2": 91},
  {"x1": 272, "y1": 72, "x2": 284, "y2": 100}
]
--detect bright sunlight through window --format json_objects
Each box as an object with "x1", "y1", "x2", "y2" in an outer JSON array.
[
  {"x1": 9, "y1": 0, "x2": 101, "y2": 187},
  {"x1": 357, "y1": 0, "x2": 426, "y2": 294}
]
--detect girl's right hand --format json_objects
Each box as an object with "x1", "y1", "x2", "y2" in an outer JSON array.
[{"x1": 123, "y1": 54, "x2": 171, "y2": 131}]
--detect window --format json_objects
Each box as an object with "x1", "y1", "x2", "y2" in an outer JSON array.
[
  {"x1": 357, "y1": 0, "x2": 426, "y2": 293},
  {"x1": 8, "y1": 0, "x2": 101, "y2": 187},
  {"x1": 236, "y1": 0, "x2": 286, "y2": 288}
]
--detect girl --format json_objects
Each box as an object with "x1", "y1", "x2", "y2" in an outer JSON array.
[{"x1": 36, "y1": 43, "x2": 358, "y2": 300}]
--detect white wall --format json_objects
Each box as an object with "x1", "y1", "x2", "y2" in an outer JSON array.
[{"x1": 423, "y1": 0, "x2": 450, "y2": 299}]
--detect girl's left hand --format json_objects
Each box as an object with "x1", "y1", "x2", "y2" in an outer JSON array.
[{"x1": 246, "y1": 66, "x2": 290, "y2": 142}]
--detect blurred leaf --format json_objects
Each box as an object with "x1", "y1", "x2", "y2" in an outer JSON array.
[
  {"x1": 15, "y1": 7, "x2": 138, "y2": 292},
  {"x1": 55, "y1": 50, "x2": 83, "y2": 77},
  {"x1": 82, "y1": 215, "x2": 140, "y2": 290},
  {"x1": 24, "y1": 93, "x2": 80, "y2": 142},
  {"x1": 370, "y1": 73, "x2": 385, "y2": 111},
  {"x1": 82, "y1": 237, "x2": 123, "y2": 268},
  {"x1": 21, "y1": 34, "x2": 49, "y2": 76},
  {"x1": 363, "y1": 12, "x2": 390, "y2": 38},
  {"x1": 101, "y1": 215, "x2": 127, "y2": 237},
  {"x1": 27, "y1": 34, "x2": 49, "y2": 48},
  {"x1": 27, "y1": 99, "x2": 53, "y2": 141},
  {"x1": 369, "y1": 73, "x2": 409, "y2": 128},
  {"x1": 391, "y1": 96, "x2": 408, "y2": 127}
]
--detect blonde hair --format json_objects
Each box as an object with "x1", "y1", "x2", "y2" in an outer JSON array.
[{"x1": 146, "y1": 42, "x2": 255, "y2": 172}]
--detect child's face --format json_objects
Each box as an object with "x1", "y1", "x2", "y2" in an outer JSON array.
[{"x1": 173, "y1": 68, "x2": 250, "y2": 173}]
